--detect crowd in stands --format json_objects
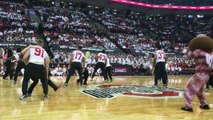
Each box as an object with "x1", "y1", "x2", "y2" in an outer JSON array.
[
  {"x1": 0, "y1": 2, "x2": 37, "y2": 44},
  {"x1": 89, "y1": 8, "x2": 142, "y2": 34},
  {"x1": 0, "y1": 49, "x2": 194, "y2": 76},
  {"x1": 35, "y1": 4, "x2": 212, "y2": 55},
  {"x1": 0, "y1": 1, "x2": 212, "y2": 76},
  {"x1": 178, "y1": 18, "x2": 213, "y2": 37},
  {"x1": 50, "y1": 49, "x2": 194, "y2": 76},
  {"x1": 36, "y1": 6, "x2": 116, "y2": 49}
]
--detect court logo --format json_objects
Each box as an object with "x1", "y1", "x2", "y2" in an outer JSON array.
[{"x1": 79, "y1": 84, "x2": 184, "y2": 99}]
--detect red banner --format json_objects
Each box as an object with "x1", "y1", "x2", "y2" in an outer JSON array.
[{"x1": 111, "y1": 0, "x2": 213, "y2": 10}]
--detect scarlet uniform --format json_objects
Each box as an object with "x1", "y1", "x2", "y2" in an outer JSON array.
[
  {"x1": 91, "y1": 51, "x2": 107, "y2": 81},
  {"x1": 154, "y1": 49, "x2": 168, "y2": 86},
  {"x1": 64, "y1": 49, "x2": 85, "y2": 86},
  {"x1": 182, "y1": 49, "x2": 213, "y2": 110}
]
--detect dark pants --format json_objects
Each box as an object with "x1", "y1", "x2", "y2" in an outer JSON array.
[
  {"x1": 14, "y1": 60, "x2": 26, "y2": 82},
  {"x1": 105, "y1": 66, "x2": 112, "y2": 80},
  {"x1": 83, "y1": 68, "x2": 89, "y2": 84},
  {"x1": 3, "y1": 60, "x2": 11, "y2": 79},
  {"x1": 206, "y1": 74, "x2": 213, "y2": 89},
  {"x1": 22, "y1": 63, "x2": 48, "y2": 95},
  {"x1": 65, "y1": 62, "x2": 83, "y2": 85},
  {"x1": 9, "y1": 61, "x2": 16, "y2": 79},
  {"x1": 77, "y1": 68, "x2": 89, "y2": 84},
  {"x1": 28, "y1": 79, "x2": 58, "y2": 94},
  {"x1": 9, "y1": 68, "x2": 15, "y2": 79},
  {"x1": 91, "y1": 62, "x2": 106, "y2": 80},
  {"x1": 154, "y1": 62, "x2": 168, "y2": 86}
]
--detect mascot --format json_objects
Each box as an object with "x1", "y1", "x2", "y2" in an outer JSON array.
[{"x1": 181, "y1": 34, "x2": 213, "y2": 112}]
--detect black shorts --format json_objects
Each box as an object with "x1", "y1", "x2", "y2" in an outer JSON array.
[
  {"x1": 25, "y1": 63, "x2": 46, "y2": 80},
  {"x1": 95, "y1": 62, "x2": 105, "y2": 70},
  {"x1": 68, "y1": 62, "x2": 82, "y2": 75}
]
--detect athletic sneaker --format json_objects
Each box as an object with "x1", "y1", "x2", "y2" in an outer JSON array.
[
  {"x1": 200, "y1": 104, "x2": 210, "y2": 110},
  {"x1": 44, "y1": 95, "x2": 49, "y2": 100},
  {"x1": 19, "y1": 95, "x2": 27, "y2": 101},
  {"x1": 83, "y1": 83, "x2": 88, "y2": 85},
  {"x1": 181, "y1": 107, "x2": 193, "y2": 112},
  {"x1": 152, "y1": 85, "x2": 158, "y2": 89},
  {"x1": 63, "y1": 83, "x2": 68, "y2": 88}
]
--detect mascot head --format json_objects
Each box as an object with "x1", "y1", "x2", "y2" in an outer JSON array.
[{"x1": 189, "y1": 34, "x2": 213, "y2": 53}]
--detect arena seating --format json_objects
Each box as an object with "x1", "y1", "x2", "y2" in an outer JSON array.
[{"x1": 1, "y1": 1, "x2": 212, "y2": 75}]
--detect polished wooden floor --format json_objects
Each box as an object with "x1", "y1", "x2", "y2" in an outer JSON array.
[{"x1": 0, "y1": 75, "x2": 213, "y2": 120}]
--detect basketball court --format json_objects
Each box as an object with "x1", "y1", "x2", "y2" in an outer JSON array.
[{"x1": 0, "y1": 75, "x2": 213, "y2": 120}]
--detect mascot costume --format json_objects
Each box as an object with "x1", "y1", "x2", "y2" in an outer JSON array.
[{"x1": 181, "y1": 34, "x2": 213, "y2": 112}]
